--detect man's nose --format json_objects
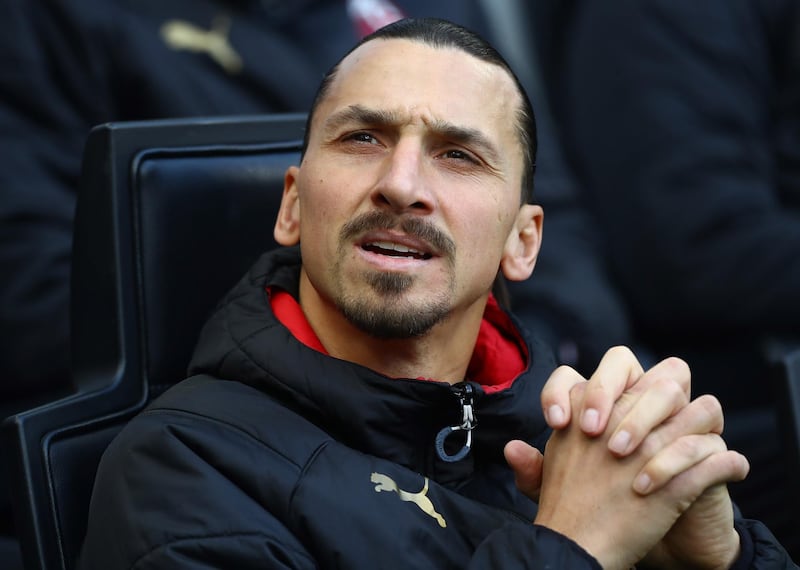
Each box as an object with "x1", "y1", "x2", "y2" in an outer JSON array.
[{"x1": 371, "y1": 139, "x2": 434, "y2": 213}]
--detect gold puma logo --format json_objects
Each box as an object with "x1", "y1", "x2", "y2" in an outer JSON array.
[
  {"x1": 160, "y1": 16, "x2": 242, "y2": 74},
  {"x1": 371, "y1": 472, "x2": 447, "y2": 528}
]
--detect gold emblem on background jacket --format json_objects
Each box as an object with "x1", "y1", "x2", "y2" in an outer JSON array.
[{"x1": 160, "y1": 16, "x2": 243, "y2": 74}]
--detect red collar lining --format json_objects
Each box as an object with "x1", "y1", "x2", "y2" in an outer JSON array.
[{"x1": 267, "y1": 287, "x2": 526, "y2": 392}]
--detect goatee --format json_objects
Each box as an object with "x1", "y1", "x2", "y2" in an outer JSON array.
[{"x1": 334, "y1": 211, "x2": 456, "y2": 338}]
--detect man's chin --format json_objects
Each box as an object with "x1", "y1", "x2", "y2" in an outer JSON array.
[{"x1": 337, "y1": 297, "x2": 450, "y2": 339}]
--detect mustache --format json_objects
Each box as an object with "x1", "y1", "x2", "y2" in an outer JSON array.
[{"x1": 340, "y1": 211, "x2": 456, "y2": 257}]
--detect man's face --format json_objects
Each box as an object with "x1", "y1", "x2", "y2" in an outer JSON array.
[{"x1": 280, "y1": 38, "x2": 528, "y2": 338}]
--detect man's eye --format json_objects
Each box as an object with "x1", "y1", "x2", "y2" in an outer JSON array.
[
  {"x1": 442, "y1": 149, "x2": 477, "y2": 163},
  {"x1": 346, "y1": 132, "x2": 379, "y2": 144}
]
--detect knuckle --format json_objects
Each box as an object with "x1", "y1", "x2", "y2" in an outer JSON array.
[
  {"x1": 661, "y1": 356, "x2": 690, "y2": 376},
  {"x1": 653, "y1": 356, "x2": 691, "y2": 392},
  {"x1": 568, "y1": 381, "x2": 587, "y2": 407},
  {"x1": 547, "y1": 365, "x2": 583, "y2": 386},
  {"x1": 605, "y1": 345, "x2": 635, "y2": 360},
  {"x1": 542, "y1": 366, "x2": 582, "y2": 396},
  {"x1": 638, "y1": 430, "x2": 664, "y2": 458},
  {"x1": 677, "y1": 433, "x2": 727, "y2": 463},
  {"x1": 553, "y1": 364, "x2": 578, "y2": 377},
  {"x1": 654, "y1": 375, "x2": 689, "y2": 405},
  {"x1": 694, "y1": 393, "x2": 723, "y2": 416},
  {"x1": 673, "y1": 434, "x2": 705, "y2": 460},
  {"x1": 693, "y1": 394, "x2": 724, "y2": 431}
]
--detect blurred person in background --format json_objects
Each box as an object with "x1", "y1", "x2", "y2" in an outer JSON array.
[{"x1": 532, "y1": 0, "x2": 800, "y2": 557}]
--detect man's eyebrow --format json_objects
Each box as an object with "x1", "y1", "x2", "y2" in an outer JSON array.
[{"x1": 323, "y1": 105, "x2": 400, "y2": 133}]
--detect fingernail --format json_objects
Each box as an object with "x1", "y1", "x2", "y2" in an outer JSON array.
[
  {"x1": 581, "y1": 408, "x2": 599, "y2": 433},
  {"x1": 609, "y1": 430, "x2": 631, "y2": 455},
  {"x1": 634, "y1": 473, "x2": 652, "y2": 494},
  {"x1": 547, "y1": 405, "x2": 565, "y2": 426}
]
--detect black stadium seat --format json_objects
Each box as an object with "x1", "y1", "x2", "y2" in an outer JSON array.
[
  {"x1": 2, "y1": 113, "x2": 306, "y2": 570},
  {"x1": 768, "y1": 341, "x2": 800, "y2": 516}
]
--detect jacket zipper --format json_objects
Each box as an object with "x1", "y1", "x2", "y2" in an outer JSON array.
[{"x1": 434, "y1": 382, "x2": 478, "y2": 462}]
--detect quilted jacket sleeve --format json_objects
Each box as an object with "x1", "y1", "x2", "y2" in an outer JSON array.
[
  {"x1": 733, "y1": 519, "x2": 800, "y2": 569},
  {"x1": 469, "y1": 524, "x2": 602, "y2": 569},
  {"x1": 119, "y1": 527, "x2": 317, "y2": 570},
  {"x1": 467, "y1": 515, "x2": 798, "y2": 569}
]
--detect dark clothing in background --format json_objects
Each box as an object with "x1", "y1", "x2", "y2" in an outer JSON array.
[
  {"x1": 542, "y1": 0, "x2": 800, "y2": 556},
  {"x1": 77, "y1": 247, "x2": 795, "y2": 569},
  {"x1": 0, "y1": 0, "x2": 627, "y2": 401},
  {"x1": 505, "y1": 66, "x2": 633, "y2": 372},
  {"x1": 0, "y1": 0, "x2": 358, "y2": 398},
  {"x1": 552, "y1": 0, "x2": 800, "y2": 399}
]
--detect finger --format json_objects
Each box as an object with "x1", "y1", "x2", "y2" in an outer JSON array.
[
  {"x1": 638, "y1": 441, "x2": 750, "y2": 497},
  {"x1": 621, "y1": 393, "x2": 725, "y2": 461},
  {"x1": 579, "y1": 346, "x2": 645, "y2": 436},
  {"x1": 631, "y1": 394, "x2": 744, "y2": 495},
  {"x1": 504, "y1": 440, "x2": 544, "y2": 500},
  {"x1": 540, "y1": 365, "x2": 586, "y2": 429},
  {"x1": 606, "y1": 374, "x2": 692, "y2": 457},
  {"x1": 632, "y1": 433, "x2": 728, "y2": 494},
  {"x1": 631, "y1": 395, "x2": 728, "y2": 493},
  {"x1": 633, "y1": 356, "x2": 691, "y2": 400}
]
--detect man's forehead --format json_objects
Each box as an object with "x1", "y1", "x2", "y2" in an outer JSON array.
[{"x1": 316, "y1": 38, "x2": 522, "y2": 141}]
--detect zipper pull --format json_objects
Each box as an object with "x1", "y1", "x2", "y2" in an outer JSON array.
[{"x1": 435, "y1": 383, "x2": 477, "y2": 462}]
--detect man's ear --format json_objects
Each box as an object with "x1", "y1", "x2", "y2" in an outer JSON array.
[
  {"x1": 274, "y1": 165, "x2": 301, "y2": 246},
  {"x1": 500, "y1": 204, "x2": 543, "y2": 282}
]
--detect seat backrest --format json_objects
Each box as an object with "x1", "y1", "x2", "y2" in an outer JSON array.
[
  {"x1": 2, "y1": 113, "x2": 306, "y2": 570},
  {"x1": 771, "y1": 345, "x2": 800, "y2": 513}
]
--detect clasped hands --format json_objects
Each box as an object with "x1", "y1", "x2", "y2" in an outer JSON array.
[{"x1": 505, "y1": 346, "x2": 750, "y2": 569}]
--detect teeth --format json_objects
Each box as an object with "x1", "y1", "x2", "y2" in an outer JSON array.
[{"x1": 367, "y1": 241, "x2": 423, "y2": 255}]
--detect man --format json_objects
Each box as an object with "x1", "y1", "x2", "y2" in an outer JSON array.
[{"x1": 78, "y1": 18, "x2": 795, "y2": 568}]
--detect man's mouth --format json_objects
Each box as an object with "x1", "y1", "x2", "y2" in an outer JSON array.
[{"x1": 362, "y1": 241, "x2": 432, "y2": 260}]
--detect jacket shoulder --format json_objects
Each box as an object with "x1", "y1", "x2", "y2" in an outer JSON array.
[
  {"x1": 141, "y1": 374, "x2": 334, "y2": 470},
  {"x1": 80, "y1": 375, "x2": 328, "y2": 567}
]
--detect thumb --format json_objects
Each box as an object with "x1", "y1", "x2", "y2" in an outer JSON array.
[{"x1": 504, "y1": 439, "x2": 544, "y2": 501}]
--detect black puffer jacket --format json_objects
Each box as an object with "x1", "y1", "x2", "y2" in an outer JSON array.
[{"x1": 78, "y1": 248, "x2": 796, "y2": 568}]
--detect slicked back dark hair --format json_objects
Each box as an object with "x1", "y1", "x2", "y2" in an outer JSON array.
[{"x1": 300, "y1": 17, "x2": 537, "y2": 204}]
